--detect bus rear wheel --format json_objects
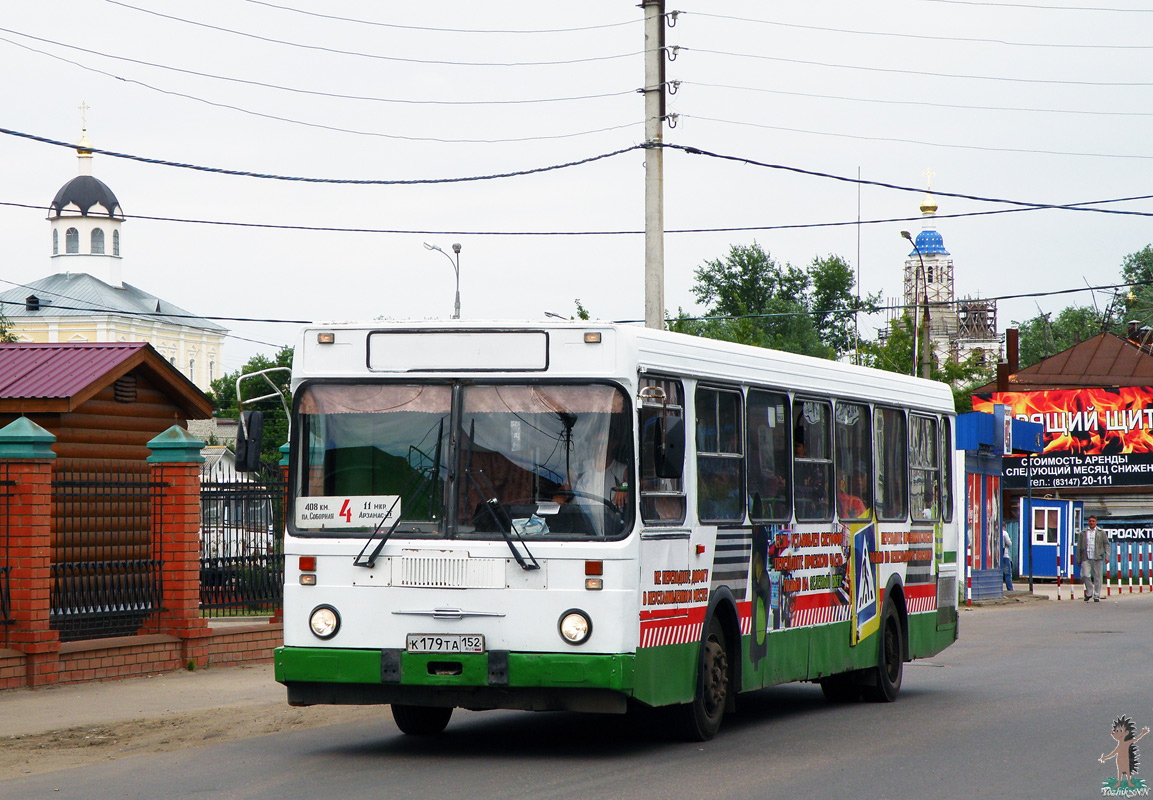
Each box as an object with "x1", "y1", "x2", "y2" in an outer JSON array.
[
  {"x1": 861, "y1": 604, "x2": 903, "y2": 703},
  {"x1": 391, "y1": 704, "x2": 453, "y2": 735},
  {"x1": 677, "y1": 616, "x2": 729, "y2": 741}
]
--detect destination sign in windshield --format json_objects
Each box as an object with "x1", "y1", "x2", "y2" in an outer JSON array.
[{"x1": 294, "y1": 496, "x2": 400, "y2": 529}]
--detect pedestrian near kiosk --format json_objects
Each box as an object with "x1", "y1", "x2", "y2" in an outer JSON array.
[
  {"x1": 1001, "y1": 528, "x2": 1014, "y2": 591},
  {"x1": 1075, "y1": 515, "x2": 1110, "y2": 602}
]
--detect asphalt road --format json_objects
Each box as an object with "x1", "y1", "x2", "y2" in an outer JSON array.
[{"x1": 4, "y1": 594, "x2": 1150, "y2": 800}]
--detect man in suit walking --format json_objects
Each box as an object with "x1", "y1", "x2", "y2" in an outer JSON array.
[{"x1": 1075, "y1": 515, "x2": 1110, "y2": 603}]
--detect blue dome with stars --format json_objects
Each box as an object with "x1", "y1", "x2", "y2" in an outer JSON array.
[{"x1": 911, "y1": 230, "x2": 949, "y2": 256}]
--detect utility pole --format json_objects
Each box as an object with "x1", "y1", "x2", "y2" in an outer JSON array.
[{"x1": 642, "y1": 0, "x2": 665, "y2": 330}]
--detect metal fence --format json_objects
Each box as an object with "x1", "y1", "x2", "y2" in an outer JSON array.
[
  {"x1": 0, "y1": 465, "x2": 13, "y2": 632},
  {"x1": 50, "y1": 459, "x2": 165, "y2": 642},
  {"x1": 199, "y1": 461, "x2": 284, "y2": 616}
]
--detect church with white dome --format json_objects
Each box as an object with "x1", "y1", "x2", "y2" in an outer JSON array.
[{"x1": 0, "y1": 128, "x2": 226, "y2": 392}]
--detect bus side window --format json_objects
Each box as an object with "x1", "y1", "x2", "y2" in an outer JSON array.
[
  {"x1": 910, "y1": 414, "x2": 939, "y2": 521},
  {"x1": 747, "y1": 389, "x2": 790, "y2": 522},
  {"x1": 639, "y1": 377, "x2": 687, "y2": 525},
  {"x1": 794, "y1": 399, "x2": 833, "y2": 522},
  {"x1": 695, "y1": 386, "x2": 744, "y2": 524},
  {"x1": 940, "y1": 418, "x2": 954, "y2": 522},
  {"x1": 875, "y1": 407, "x2": 909, "y2": 521},
  {"x1": 834, "y1": 402, "x2": 872, "y2": 520}
]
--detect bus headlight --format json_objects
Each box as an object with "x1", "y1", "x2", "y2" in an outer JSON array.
[
  {"x1": 558, "y1": 610, "x2": 592, "y2": 645},
  {"x1": 309, "y1": 605, "x2": 341, "y2": 639}
]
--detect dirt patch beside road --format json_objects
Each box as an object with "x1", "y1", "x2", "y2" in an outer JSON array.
[{"x1": 1, "y1": 702, "x2": 381, "y2": 778}]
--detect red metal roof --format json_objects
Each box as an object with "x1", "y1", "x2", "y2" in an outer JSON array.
[
  {"x1": 974, "y1": 333, "x2": 1153, "y2": 393},
  {"x1": 0, "y1": 342, "x2": 212, "y2": 417}
]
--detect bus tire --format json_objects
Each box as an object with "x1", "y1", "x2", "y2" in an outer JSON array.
[
  {"x1": 677, "y1": 616, "x2": 729, "y2": 741},
  {"x1": 819, "y1": 673, "x2": 860, "y2": 703},
  {"x1": 861, "y1": 604, "x2": 903, "y2": 703},
  {"x1": 391, "y1": 704, "x2": 453, "y2": 735}
]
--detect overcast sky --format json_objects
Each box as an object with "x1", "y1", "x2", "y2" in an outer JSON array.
[{"x1": 2, "y1": 0, "x2": 1151, "y2": 372}]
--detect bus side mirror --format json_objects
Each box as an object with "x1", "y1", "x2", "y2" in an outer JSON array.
[
  {"x1": 655, "y1": 417, "x2": 685, "y2": 479},
  {"x1": 236, "y1": 410, "x2": 264, "y2": 473}
]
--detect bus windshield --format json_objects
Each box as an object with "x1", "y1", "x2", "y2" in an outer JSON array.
[{"x1": 295, "y1": 382, "x2": 633, "y2": 540}]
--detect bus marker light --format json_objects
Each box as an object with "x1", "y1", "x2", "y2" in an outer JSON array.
[
  {"x1": 584, "y1": 560, "x2": 603, "y2": 576},
  {"x1": 317, "y1": 332, "x2": 336, "y2": 344},
  {"x1": 583, "y1": 332, "x2": 602, "y2": 344},
  {"x1": 558, "y1": 610, "x2": 592, "y2": 645},
  {"x1": 300, "y1": 574, "x2": 317, "y2": 586},
  {"x1": 696, "y1": 545, "x2": 706, "y2": 555},
  {"x1": 585, "y1": 578, "x2": 603, "y2": 591},
  {"x1": 299, "y1": 556, "x2": 317, "y2": 572},
  {"x1": 309, "y1": 605, "x2": 340, "y2": 639}
]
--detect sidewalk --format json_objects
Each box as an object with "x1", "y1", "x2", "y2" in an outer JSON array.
[
  {"x1": 968, "y1": 579, "x2": 1152, "y2": 606},
  {"x1": 0, "y1": 661, "x2": 283, "y2": 739}
]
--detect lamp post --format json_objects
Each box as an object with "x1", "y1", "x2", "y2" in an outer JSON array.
[
  {"x1": 900, "y1": 230, "x2": 931, "y2": 379},
  {"x1": 423, "y1": 242, "x2": 461, "y2": 320}
]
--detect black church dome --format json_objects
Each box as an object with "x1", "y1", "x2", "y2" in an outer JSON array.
[{"x1": 50, "y1": 175, "x2": 123, "y2": 218}]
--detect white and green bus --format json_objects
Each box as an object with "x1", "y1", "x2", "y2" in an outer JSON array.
[{"x1": 271, "y1": 321, "x2": 959, "y2": 740}]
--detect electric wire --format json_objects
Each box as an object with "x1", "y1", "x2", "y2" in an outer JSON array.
[
  {"x1": 0, "y1": 30, "x2": 637, "y2": 107},
  {"x1": 683, "y1": 81, "x2": 1153, "y2": 119},
  {"x1": 104, "y1": 1, "x2": 644, "y2": 67},
  {"x1": 682, "y1": 11, "x2": 1153, "y2": 49},
  {"x1": 0, "y1": 127, "x2": 645, "y2": 185},
  {"x1": 918, "y1": 0, "x2": 1153, "y2": 11},
  {"x1": 680, "y1": 114, "x2": 1153, "y2": 161},
  {"x1": 682, "y1": 45, "x2": 1153, "y2": 87},
  {"x1": 242, "y1": 0, "x2": 639, "y2": 33}
]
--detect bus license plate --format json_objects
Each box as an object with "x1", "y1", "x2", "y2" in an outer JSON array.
[{"x1": 406, "y1": 634, "x2": 485, "y2": 654}]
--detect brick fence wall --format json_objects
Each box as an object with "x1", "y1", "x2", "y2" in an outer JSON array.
[{"x1": 0, "y1": 420, "x2": 282, "y2": 691}]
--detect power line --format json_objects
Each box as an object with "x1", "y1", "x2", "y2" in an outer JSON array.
[
  {"x1": 681, "y1": 45, "x2": 1153, "y2": 87},
  {"x1": 243, "y1": 0, "x2": 639, "y2": 34},
  {"x1": 662, "y1": 143, "x2": 1153, "y2": 216},
  {"x1": 0, "y1": 35, "x2": 641, "y2": 146},
  {"x1": 680, "y1": 114, "x2": 1153, "y2": 161},
  {"x1": 0, "y1": 127, "x2": 645, "y2": 185},
  {"x1": 104, "y1": 1, "x2": 644, "y2": 67},
  {"x1": 918, "y1": 0, "x2": 1153, "y2": 11},
  {"x1": 0, "y1": 30, "x2": 638, "y2": 108},
  {"x1": 683, "y1": 81, "x2": 1153, "y2": 119},
  {"x1": 683, "y1": 11, "x2": 1153, "y2": 49}
]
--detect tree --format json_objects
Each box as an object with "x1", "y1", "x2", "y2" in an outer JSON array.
[
  {"x1": 0, "y1": 311, "x2": 16, "y2": 343},
  {"x1": 1012, "y1": 305, "x2": 1103, "y2": 369},
  {"x1": 859, "y1": 314, "x2": 994, "y2": 412},
  {"x1": 669, "y1": 242, "x2": 878, "y2": 359},
  {"x1": 209, "y1": 346, "x2": 294, "y2": 466}
]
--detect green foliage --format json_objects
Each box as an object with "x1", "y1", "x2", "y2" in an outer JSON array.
[
  {"x1": 859, "y1": 314, "x2": 993, "y2": 412},
  {"x1": 209, "y1": 346, "x2": 293, "y2": 465},
  {"x1": 0, "y1": 311, "x2": 16, "y2": 343},
  {"x1": 574, "y1": 299, "x2": 591, "y2": 321},
  {"x1": 1012, "y1": 305, "x2": 1103, "y2": 369},
  {"x1": 670, "y1": 242, "x2": 878, "y2": 359}
]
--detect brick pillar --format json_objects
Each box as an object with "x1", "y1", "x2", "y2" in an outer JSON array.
[
  {"x1": 0, "y1": 418, "x2": 61, "y2": 687},
  {"x1": 147, "y1": 426, "x2": 210, "y2": 664}
]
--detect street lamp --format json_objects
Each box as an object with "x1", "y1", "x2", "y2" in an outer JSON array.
[
  {"x1": 900, "y1": 230, "x2": 930, "y2": 379},
  {"x1": 423, "y1": 242, "x2": 462, "y2": 320}
]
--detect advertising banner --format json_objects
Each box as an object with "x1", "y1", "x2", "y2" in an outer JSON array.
[{"x1": 975, "y1": 387, "x2": 1153, "y2": 491}]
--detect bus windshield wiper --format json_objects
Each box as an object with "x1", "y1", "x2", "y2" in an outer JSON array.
[
  {"x1": 466, "y1": 469, "x2": 540, "y2": 571},
  {"x1": 353, "y1": 470, "x2": 432, "y2": 569}
]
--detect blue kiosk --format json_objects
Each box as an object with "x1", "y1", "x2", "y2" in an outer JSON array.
[{"x1": 956, "y1": 406, "x2": 1044, "y2": 601}]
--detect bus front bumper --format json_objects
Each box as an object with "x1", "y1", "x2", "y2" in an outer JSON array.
[{"x1": 275, "y1": 646, "x2": 636, "y2": 714}]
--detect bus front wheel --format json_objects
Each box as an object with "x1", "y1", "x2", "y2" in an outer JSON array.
[
  {"x1": 861, "y1": 604, "x2": 903, "y2": 703},
  {"x1": 677, "y1": 616, "x2": 729, "y2": 741},
  {"x1": 391, "y1": 704, "x2": 453, "y2": 735}
]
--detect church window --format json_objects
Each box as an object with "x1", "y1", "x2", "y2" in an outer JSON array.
[
  {"x1": 926, "y1": 266, "x2": 934, "y2": 284},
  {"x1": 113, "y1": 230, "x2": 120, "y2": 256},
  {"x1": 91, "y1": 228, "x2": 105, "y2": 254},
  {"x1": 52, "y1": 229, "x2": 58, "y2": 255},
  {"x1": 189, "y1": 358, "x2": 195, "y2": 378},
  {"x1": 66, "y1": 227, "x2": 79, "y2": 254},
  {"x1": 209, "y1": 361, "x2": 215, "y2": 383}
]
